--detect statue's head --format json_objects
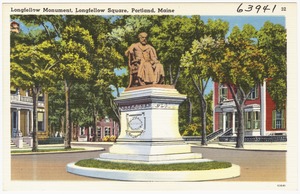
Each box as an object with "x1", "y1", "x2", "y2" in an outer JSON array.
[{"x1": 138, "y1": 32, "x2": 148, "y2": 45}]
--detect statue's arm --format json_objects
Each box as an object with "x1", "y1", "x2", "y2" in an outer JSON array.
[
  {"x1": 150, "y1": 46, "x2": 159, "y2": 63},
  {"x1": 125, "y1": 44, "x2": 136, "y2": 57}
]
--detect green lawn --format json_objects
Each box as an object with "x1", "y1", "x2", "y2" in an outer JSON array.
[
  {"x1": 75, "y1": 159, "x2": 232, "y2": 171},
  {"x1": 11, "y1": 148, "x2": 85, "y2": 154}
]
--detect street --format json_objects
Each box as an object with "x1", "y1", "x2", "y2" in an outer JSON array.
[{"x1": 11, "y1": 144, "x2": 286, "y2": 182}]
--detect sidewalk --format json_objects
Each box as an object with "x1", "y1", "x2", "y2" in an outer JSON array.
[
  {"x1": 190, "y1": 142, "x2": 287, "y2": 151},
  {"x1": 11, "y1": 142, "x2": 107, "y2": 154},
  {"x1": 11, "y1": 141, "x2": 287, "y2": 153}
]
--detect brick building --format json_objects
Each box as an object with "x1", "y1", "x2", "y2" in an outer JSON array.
[
  {"x1": 77, "y1": 116, "x2": 120, "y2": 142},
  {"x1": 213, "y1": 81, "x2": 286, "y2": 136}
]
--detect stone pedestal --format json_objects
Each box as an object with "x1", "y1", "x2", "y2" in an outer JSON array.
[
  {"x1": 99, "y1": 85, "x2": 202, "y2": 163},
  {"x1": 68, "y1": 85, "x2": 240, "y2": 181}
]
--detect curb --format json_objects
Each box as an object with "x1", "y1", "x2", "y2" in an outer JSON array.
[
  {"x1": 190, "y1": 144, "x2": 287, "y2": 152},
  {"x1": 66, "y1": 162, "x2": 240, "y2": 182},
  {"x1": 11, "y1": 147, "x2": 104, "y2": 155}
]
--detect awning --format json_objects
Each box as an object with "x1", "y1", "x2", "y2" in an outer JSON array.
[{"x1": 244, "y1": 104, "x2": 260, "y2": 112}]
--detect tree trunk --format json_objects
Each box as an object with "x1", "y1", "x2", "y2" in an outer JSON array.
[
  {"x1": 228, "y1": 85, "x2": 245, "y2": 148},
  {"x1": 110, "y1": 99, "x2": 120, "y2": 123},
  {"x1": 173, "y1": 65, "x2": 181, "y2": 86},
  {"x1": 188, "y1": 97, "x2": 192, "y2": 125},
  {"x1": 60, "y1": 116, "x2": 64, "y2": 136},
  {"x1": 169, "y1": 63, "x2": 173, "y2": 85},
  {"x1": 64, "y1": 80, "x2": 72, "y2": 149},
  {"x1": 191, "y1": 77, "x2": 208, "y2": 146},
  {"x1": 200, "y1": 97, "x2": 208, "y2": 146},
  {"x1": 235, "y1": 105, "x2": 245, "y2": 148},
  {"x1": 32, "y1": 86, "x2": 40, "y2": 152},
  {"x1": 93, "y1": 109, "x2": 98, "y2": 142}
]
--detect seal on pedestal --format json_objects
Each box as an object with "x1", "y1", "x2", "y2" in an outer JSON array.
[{"x1": 126, "y1": 113, "x2": 146, "y2": 138}]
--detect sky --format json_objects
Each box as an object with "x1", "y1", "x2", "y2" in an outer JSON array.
[{"x1": 202, "y1": 15, "x2": 285, "y2": 31}]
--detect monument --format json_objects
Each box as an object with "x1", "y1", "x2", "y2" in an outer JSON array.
[
  {"x1": 67, "y1": 32, "x2": 240, "y2": 181},
  {"x1": 99, "y1": 32, "x2": 203, "y2": 164}
]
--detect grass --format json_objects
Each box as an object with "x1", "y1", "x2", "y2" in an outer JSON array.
[
  {"x1": 75, "y1": 159, "x2": 232, "y2": 171},
  {"x1": 11, "y1": 148, "x2": 85, "y2": 154}
]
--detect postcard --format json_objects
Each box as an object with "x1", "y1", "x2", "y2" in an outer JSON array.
[{"x1": 1, "y1": 0, "x2": 298, "y2": 193}]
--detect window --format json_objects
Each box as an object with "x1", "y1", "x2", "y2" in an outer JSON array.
[
  {"x1": 272, "y1": 110, "x2": 285, "y2": 129},
  {"x1": 12, "y1": 111, "x2": 17, "y2": 128},
  {"x1": 219, "y1": 84, "x2": 228, "y2": 102},
  {"x1": 38, "y1": 112, "x2": 44, "y2": 131},
  {"x1": 38, "y1": 94, "x2": 44, "y2": 101},
  {"x1": 97, "y1": 127, "x2": 101, "y2": 137},
  {"x1": 246, "y1": 112, "x2": 252, "y2": 129},
  {"x1": 253, "y1": 112, "x2": 260, "y2": 129},
  {"x1": 248, "y1": 85, "x2": 258, "y2": 100},
  {"x1": 218, "y1": 113, "x2": 223, "y2": 129},
  {"x1": 245, "y1": 111, "x2": 260, "y2": 130},
  {"x1": 105, "y1": 127, "x2": 110, "y2": 136}
]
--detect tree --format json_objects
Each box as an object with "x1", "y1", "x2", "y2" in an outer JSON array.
[
  {"x1": 213, "y1": 24, "x2": 265, "y2": 148},
  {"x1": 21, "y1": 16, "x2": 95, "y2": 148},
  {"x1": 11, "y1": 29, "x2": 56, "y2": 151},
  {"x1": 10, "y1": 16, "x2": 93, "y2": 148},
  {"x1": 181, "y1": 36, "x2": 225, "y2": 145},
  {"x1": 57, "y1": 24, "x2": 94, "y2": 148},
  {"x1": 150, "y1": 16, "x2": 205, "y2": 86},
  {"x1": 69, "y1": 16, "x2": 123, "y2": 138},
  {"x1": 257, "y1": 21, "x2": 286, "y2": 109},
  {"x1": 48, "y1": 81, "x2": 66, "y2": 137},
  {"x1": 179, "y1": 91, "x2": 213, "y2": 137},
  {"x1": 180, "y1": 19, "x2": 229, "y2": 145}
]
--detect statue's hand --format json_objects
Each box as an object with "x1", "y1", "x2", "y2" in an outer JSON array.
[{"x1": 132, "y1": 59, "x2": 140, "y2": 64}]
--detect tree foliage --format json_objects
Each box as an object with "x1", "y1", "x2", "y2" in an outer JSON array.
[
  {"x1": 11, "y1": 28, "x2": 57, "y2": 151},
  {"x1": 180, "y1": 19, "x2": 229, "y2": 145},
  {"x1": 257, "y1": 21, "x2": 286, "y2": 109},
  {"x1": 212, "y1": 24, "x2": 265, "y2": 148}
]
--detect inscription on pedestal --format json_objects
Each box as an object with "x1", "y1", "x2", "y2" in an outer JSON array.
[
  {"x1": 120, "y1": 103, "x2": 177, "y2": 111},
  {"x1": 126, "y1": 113, "x2": 146, "y2": 138}
]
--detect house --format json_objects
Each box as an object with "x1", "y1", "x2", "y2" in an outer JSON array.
[
  {"x1": 213, "y1": 81, "x2": 286, "y2": 137},
  {"x1": 10, "y1": 88, "x2": 49, "y2": 147},
  {"x1": 77, "y1": 116, "x2": 120, "y2": 142}
]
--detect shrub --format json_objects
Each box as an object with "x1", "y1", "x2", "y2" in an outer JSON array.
[
  {"x1": 109, "y1": 135, "x2": 117, "y2": 142},
  {"x1": 102, "y1": 136, "x2": 110, "y2": 142}
]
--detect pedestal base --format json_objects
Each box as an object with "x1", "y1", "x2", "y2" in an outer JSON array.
[{"x1": 99, "y1": 140, "x2": 203, "y2": 164}]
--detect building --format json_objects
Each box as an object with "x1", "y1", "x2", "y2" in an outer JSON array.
[
  {"x1": 10, "y1": 88, "x2": 49, "y2": 147},
  {"x1": 213, "y1": 81, "x2": 286, "y2": 137},
  {"x1": 77, "y1": 116, "x2": 120, "y2": 142}
]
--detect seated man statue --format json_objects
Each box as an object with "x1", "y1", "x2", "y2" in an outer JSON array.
[{"x1": 125, "y1": 32, "x2": 165, "y2": 87}]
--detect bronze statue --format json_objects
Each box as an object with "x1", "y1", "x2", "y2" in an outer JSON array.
[{"x1": 125, "y1": 32, "x2": 165, "y2": 87}]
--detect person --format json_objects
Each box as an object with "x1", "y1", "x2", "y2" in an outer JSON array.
[{"x1": 125, "y1": 32, "x2": 165, "y2": 87}]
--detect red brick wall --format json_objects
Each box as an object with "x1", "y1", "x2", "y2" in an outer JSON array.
[
  {"x1": 213, "y1": 82, "x2": 286, "y2": 133},
  {"x1": 214, "y1": 82, "x2": 219, "y2": 131},
  {"x1": 265, "y1": 91, "x2": 286, "y2": 131}
]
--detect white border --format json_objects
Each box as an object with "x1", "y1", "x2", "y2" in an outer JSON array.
[{"x1": 1, "y1": 0, "x2": 299, "y2": 193}]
